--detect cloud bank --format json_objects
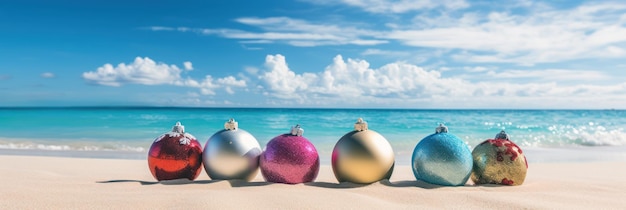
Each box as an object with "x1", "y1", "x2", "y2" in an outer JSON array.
[
  {"x1": 82, "y1": 54, "x2": 626, "y2": 108},
  {"x1": 256, "y1": 54, "x2": 625, "y2": 108},
  {"x1": 82, "y1": 57, "x2": 246, "y2": 95}
]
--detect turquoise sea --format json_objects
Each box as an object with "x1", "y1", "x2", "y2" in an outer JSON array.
[{"x1": 1, "y1": 107, "x2": 625, "y2": 163}]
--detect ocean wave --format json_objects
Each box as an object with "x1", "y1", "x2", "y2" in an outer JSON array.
[
  {"x1": 552, "y1": 124, "x2": 626, "y2": 146},
  {"x1": 0, "y1": 127, "x2": 624, "y2": 155},
  {"x1": 0, "y1": 143, "x2": 146, "y2": 152},
  {"x1": 504, "y1": 127, "x2": 626, "y2": 147},
  {"x1": 571, "y1": 129, "x2": 626, "y2": 146},
  {"x1": 476, "y1": 119, "x2": 626, "y2": 147}
]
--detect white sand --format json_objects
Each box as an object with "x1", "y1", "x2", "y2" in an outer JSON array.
[{"x1": 1, "y1": 155, "x2": 625, "y2": 209}]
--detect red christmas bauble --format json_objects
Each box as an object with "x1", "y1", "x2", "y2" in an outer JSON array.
[{"x1": 148, "y1": 122, "x2": 203, "y2": 181}]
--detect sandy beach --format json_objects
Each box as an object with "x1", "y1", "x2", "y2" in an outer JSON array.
[{"x1": 1, "y1": 155, "x2": 625, "y2": 209}]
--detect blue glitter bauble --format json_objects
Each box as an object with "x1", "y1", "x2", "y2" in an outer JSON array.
[{"x1": 411, "y1": 125, "x2": 473, "y2": 186}]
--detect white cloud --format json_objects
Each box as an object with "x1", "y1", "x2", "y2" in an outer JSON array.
[
  {"x1": 240, "y1": 44, "x2": 264, "y2": 50},
  {"x1": 244, "y1": 66, "x2": 259, "y2": 75},
  {"x1": 217, "y1": 76, "x2": 247, "y2": 95},
  {"x1": 174, "y1": 76, "x2": 219, "y2": 95},
  {"x1": 82, "y1": 55, "x2": 626, "y2": 108},
  {"x1": 147, "y1": 26, "x2": 174, "y2": 31},
  {"x1": 388, "y1": 2, "x2": 626, "y2": 64},
  {"x1": 217, "y1": 76, "x2": 247, "y2": 87},
  {"x1": 259, "y1": 54, "x2": 467, "y2": 101},
  {"x1": 239, "y1": 40, "x2": 274, "y2": 44},
  {"x1": 145, "y1": 2, "x2": 626, "y2": 67},
  {"x1": 147, "y1": 26, "x2": 191, "y2": 32},
  {"x1": 486, "y1": 69, "x2": 609, "y2": 82},
  {"x1": 361, "y1": 48, "x2": 411, "y2": 57},
  {"x1": 82, "y1": 57, "x2": 246, "y2": 95},
  {"x1": 183, "y1": 61, "x2": 193, "y2": 71},
  {"x1": 462, "y1": 66, "x2": 490, "y2": 72},
  {"x1": 606, "y1": 46, "x2": 626, "y2": 56},
  {"x1": 149, "y1": 17, "x2": 386, "y2": 47},
  {"x1": 256, "y1": 54, "x2": 626, "y2": 108},
  {"x1": 149, "y1": 2, "x2": 626, "y2": 64},
  {"x1": 83, "y1": 57, "x2": 183, "y2": 86},
  {"x1": 41, "y1": 72, "x2": 55, "y2": 78},
  {"x1": 305, "y1": 0, "x2": 469, "y2": 13},
  {"x1": 259, "y1": 55, "x2": 318, "y2": 99},
  {"x1": 232, "y1": 17, "x2": 386, "y2": 46},
  {"x1": 222, "y1": 31, "x2": 341, "y2": 40}
]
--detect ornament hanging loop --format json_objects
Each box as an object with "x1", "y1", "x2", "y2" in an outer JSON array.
[
  {"x1": 172, "y1": 121, "x2": 185, "y2": 133},
  {"x1": 225, "y1": 118, "x2": 238, "y2": 130},
  {"x1": 354, "y1": 118, "x2": 368, "y2": 131},
  {"x1": 290, "y1": 124, "x2": 304, "y2": 136},
  {"x1": 495, "y1": 130, "x2": 510, "y2": 140},
  {"x1": 435, "y1": 123, "x2": 448, "y2": 133}
]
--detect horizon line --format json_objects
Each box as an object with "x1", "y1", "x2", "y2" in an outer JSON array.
[{"x1": 0, "y1": 105, "x2": 622, "y2": 111}]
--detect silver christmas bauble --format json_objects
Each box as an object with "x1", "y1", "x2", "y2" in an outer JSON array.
[{"x1": 203, "y1": 119, "x2": 262, "y2": 181}]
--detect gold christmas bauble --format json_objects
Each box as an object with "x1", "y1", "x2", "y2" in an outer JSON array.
[{"x1": 331, "y1": 118, "x2": 395, "y2": 184}]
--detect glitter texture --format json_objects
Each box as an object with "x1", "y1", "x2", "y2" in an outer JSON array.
[{"x1": 260, "y1": 134, "x2": 320, "y2": 184}]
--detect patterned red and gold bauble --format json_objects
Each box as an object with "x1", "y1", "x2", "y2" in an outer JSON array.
[{"x1": 471, "y1": 130, "x2": 528, "y2": 186}]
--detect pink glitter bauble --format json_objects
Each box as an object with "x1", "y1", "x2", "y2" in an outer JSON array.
[{"x1": 260, "y1": 125, "x2": 320, "y2": 184}]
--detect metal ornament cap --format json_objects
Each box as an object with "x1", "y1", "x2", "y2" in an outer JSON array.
[
  {"x1": 331, "y1": 118, "x2": 395, "y2": 184},
  {"x1": 147, "y1": 121, "x2": 203, "y2": 181},
  {"x1": 471, "y1": 130, "x2": 528, "y2": 186},
  {"x1": 260, "y1": 125, "x2": 320, "y2": 184},
  {"x1": 203, "y1": 119, "x2": 262, "y2": 181},
  {"x1": 412, "y1": 124, "x2": 473, "y2": 186}
]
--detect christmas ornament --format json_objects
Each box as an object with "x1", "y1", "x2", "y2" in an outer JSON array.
[
  {"x1": 147, "y1": 121, "x2": 203, "y2": 181},
  {"x1": 412, "y1": 124, "x2": 472, "y2": 186},
  {"x1": 260, "y1": 125, "x2": 320, "y2": 184},
  {"x1": 471, "y1": 130, "x2": 528, "y2": 186},
  {"x1": 331, "y1": 118, "x2": 395, "y2": 184},
  {"x1": 203, "y1": 118, "x2": 262, "y2": 181}
]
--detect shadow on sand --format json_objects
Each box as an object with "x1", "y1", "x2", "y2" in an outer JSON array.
[
  {"x1": 466, "y1": 183, "x2": 507, "y2": 188},
  {"x1": 98, "y1": 179, "x2": 491, "y2": 188},
  {"x1": 380, "y1": 179, "x2": 506, "y2": 188},
  {"x1": 379, "y1": 179, "x2": 444, "y2": 189},
  {"x1": 304, "y1": 181, "x2": 368, "y2": 189},
  {"x1": 97, "y1": 179, "x2": 221, "y2": 185},
  {"x1": 97, "y1": 179, "x2": 276, "y2": 187},
  {"x1": 227, "y1": 180, "x2": 273, "y2": 187}
]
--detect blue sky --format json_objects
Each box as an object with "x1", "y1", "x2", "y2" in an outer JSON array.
[{"x1": 1, "y1": 0, "x2": 626, "y2": 108}]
